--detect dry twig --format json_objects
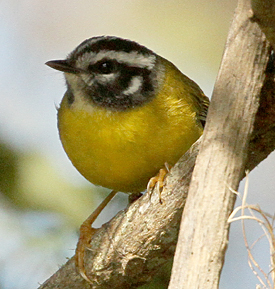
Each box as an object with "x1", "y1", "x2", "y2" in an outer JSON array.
[{"x1": 229, "y1": 172, "x2": 275, "y2": 289}]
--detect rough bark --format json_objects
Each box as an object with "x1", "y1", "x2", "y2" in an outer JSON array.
[{"x1": 168, "y1": 0, "x2": 272, "y2": 288}]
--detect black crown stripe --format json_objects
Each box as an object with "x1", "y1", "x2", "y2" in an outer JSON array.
[{"x1": 70, "y1": 36, "x2": 153, "y2": 62}]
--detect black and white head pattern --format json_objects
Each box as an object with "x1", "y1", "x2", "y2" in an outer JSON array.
[{"x1": 65, "y1": 36, "x2": 162, "y2": 110}]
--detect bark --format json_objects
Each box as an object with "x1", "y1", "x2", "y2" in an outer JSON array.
[{"x1": 168, "y1": 0, "x2": 272, "y2": 288}]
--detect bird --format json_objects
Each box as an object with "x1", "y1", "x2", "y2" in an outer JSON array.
[{"x1": 46, "y1": 35, "x2": 209, "y2": 283}]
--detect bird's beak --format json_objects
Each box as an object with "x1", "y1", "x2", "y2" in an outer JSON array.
[{"x1": 45, "y1": 60, "x2": 82, "y2": 74}]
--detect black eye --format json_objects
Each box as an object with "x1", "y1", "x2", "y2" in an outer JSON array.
[{"x1": 88, "y1": 60, "x2": 117, "y2": 74}]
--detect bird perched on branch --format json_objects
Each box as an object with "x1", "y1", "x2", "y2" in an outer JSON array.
[{"x1": 46, "y1": 35, "x2": 209, "y2": 283}]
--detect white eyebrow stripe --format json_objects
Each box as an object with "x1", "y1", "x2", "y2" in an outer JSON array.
[{"x1": 77, "y1": 50, "x2": 156, "y2": 69}]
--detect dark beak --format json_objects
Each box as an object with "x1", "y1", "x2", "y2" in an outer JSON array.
[{"x1": 45, "y1": 60, "x2": 82, "y2": 74}]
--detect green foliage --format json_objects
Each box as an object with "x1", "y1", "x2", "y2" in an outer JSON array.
[{"x1": 0, "y1": 142, "x2": 19, "y2": 197}]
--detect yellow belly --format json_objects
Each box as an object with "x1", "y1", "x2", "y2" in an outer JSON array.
[{"x1": 57, "y1": 65, "x2": 204, "y2": 192}]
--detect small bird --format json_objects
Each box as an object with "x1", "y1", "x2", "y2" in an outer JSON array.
[{"x1": 46, "y1": 36, "x2": 209, "y2": 282}]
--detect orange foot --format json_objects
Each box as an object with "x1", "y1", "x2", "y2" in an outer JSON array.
[
  {"x1": 147, "y1": 163, "x2": 171, "y2": 204},
  {"x1": 75, "y1": 190, "x2": 117, "y2": 283}
]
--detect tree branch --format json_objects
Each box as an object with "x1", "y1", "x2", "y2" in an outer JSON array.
[
  {"x1": 168, "y1": 0, "x2": 274, "y2": 288},
  {"x1": 39, "y1": 1, "x2": 275, "y2": 288}
]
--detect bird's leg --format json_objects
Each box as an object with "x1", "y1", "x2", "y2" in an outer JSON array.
[
  {"x1": 147, "y1": 163, "x2": 171, "y2": 204},
  {"x1": 75, "y1": 190, "x2": 118, "y2": 283}
]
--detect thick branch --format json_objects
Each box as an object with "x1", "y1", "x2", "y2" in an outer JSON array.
[
  {"x1": 168, "y1": 0, "x2": 272, "y2": 288},
  {"x1": 39, "y1": 2, "x2": 275, "y2": 289}
]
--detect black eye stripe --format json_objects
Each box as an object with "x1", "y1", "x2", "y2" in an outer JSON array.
[
  {"x1": 118, "y1": 66, "x2": 150, "y2": 89},
  {"x1": 87, "y1": 59, "x2": 119, "y2": 74},
  {"x1": 87, "y1": 59, "x2": 152, "y2": 74},
  {"x1": 82, "y1": 62, "x2": 155, "y2": 110}
]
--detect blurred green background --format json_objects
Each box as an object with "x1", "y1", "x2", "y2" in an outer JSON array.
[{"x1": 1, "y1": 1, "x2": 275, "y2": 288}]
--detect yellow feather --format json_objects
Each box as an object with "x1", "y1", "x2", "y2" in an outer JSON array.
[{"x1": 58, "y1": 57, "x2": 206, "y2": 192}]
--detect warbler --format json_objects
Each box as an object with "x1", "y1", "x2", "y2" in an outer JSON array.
[{"x1": 46, "y1": 36, "x2": 209, "y2": 282}]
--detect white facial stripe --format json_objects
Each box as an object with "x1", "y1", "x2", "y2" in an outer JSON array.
[
  {"x1": 123, "y1": 76, "x2": 143, "y2": 95},
  {"x1": 96, "y1": 73, "x2": 117, "y2": 83},
  {"x1": 77, "y1": 50, "x2": 156, "y2": 70},
  {"x1": 80, "y1": 72, "x2": 118, "y2": 87}
]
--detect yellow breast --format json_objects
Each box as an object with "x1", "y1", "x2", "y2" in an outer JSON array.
[{"x1": 57, "y1": 60, "x2": 204, "y2": 192}]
